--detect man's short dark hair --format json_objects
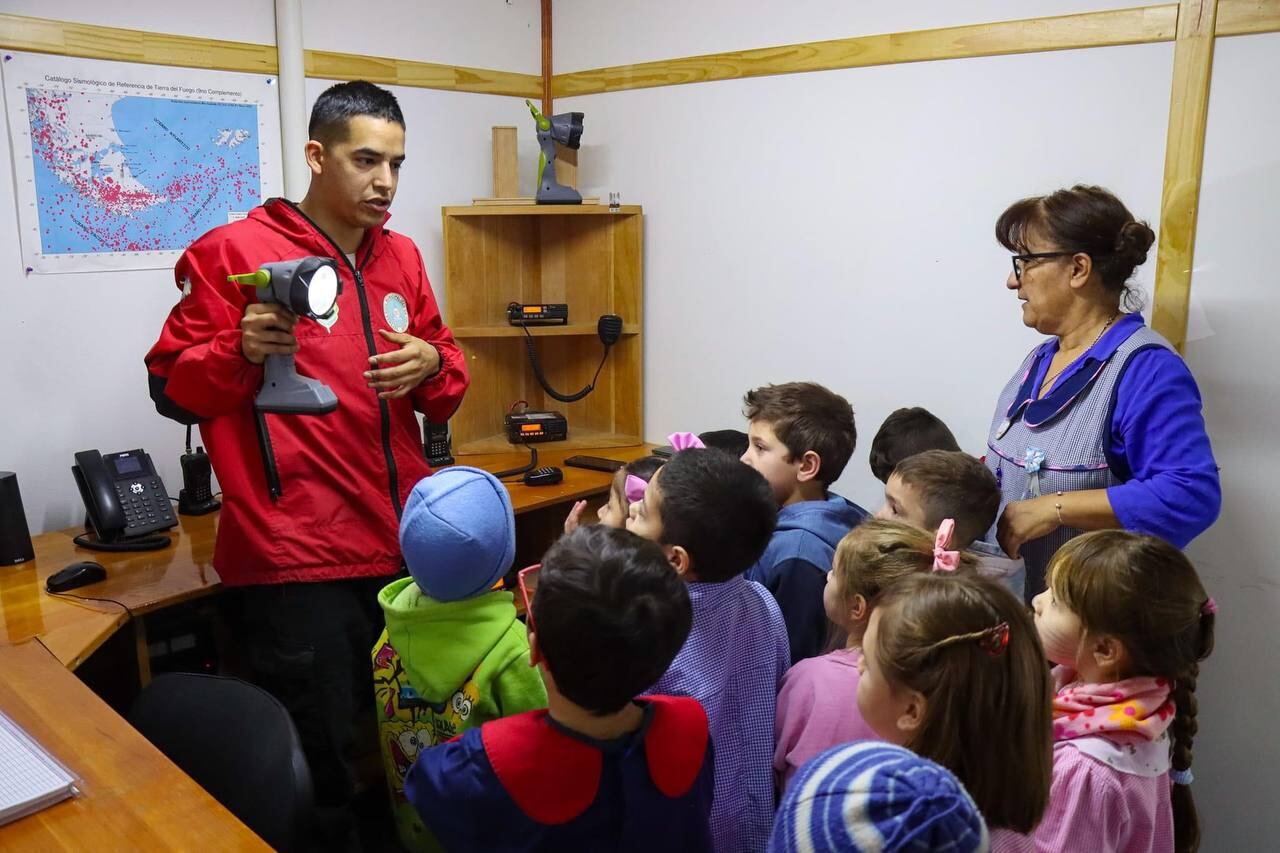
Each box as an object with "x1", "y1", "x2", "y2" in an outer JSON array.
[
  {"x1": 868, "y1": 407, "x2": 960, "y2": 483},
  {"x1": 533, "y1": 526, "x2": 691, "y2": 715},
  {"x1": 656, "y1": 449, "x2": 777, "y2": 582},
  {"x1": 698, "y1": 429, "x2": 749, "y2": 458},
  {"x1": 743, "y1": 382, "x2": 856, "y2": 486},
  {"x1": 893, "y1": 450, "x2": 1001, "y2": 549},
  {"x1": 308, "y1": 80, "x2": 405, "y2": 146}
]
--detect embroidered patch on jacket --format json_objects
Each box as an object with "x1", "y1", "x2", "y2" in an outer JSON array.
[
  {"x1": 317, "y1": 302, "x2": 339, "y2": 333},
  {"x1": 383, "y1": 293, "x2": 410, "y2": 333}
]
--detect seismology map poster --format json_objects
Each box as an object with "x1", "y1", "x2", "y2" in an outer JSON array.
[{"x1": 2, "y1": 52, "x2": 282, "y2": 273}]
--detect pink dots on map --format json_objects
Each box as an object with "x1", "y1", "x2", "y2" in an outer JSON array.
[{"x1": 25, "y1": 88, "x2": 262, "y2": 256}]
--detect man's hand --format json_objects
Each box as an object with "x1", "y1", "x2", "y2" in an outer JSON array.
[
  {"x1": 240, "y1": 303, "x2": 298, "y2": 365},
  {"x1": 364, "y1": 329, "x2": 441, "y2": 399}
]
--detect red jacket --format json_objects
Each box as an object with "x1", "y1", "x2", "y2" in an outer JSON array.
[{"x1": 145, "y1": 199, "x2": 469, "y2": 586}]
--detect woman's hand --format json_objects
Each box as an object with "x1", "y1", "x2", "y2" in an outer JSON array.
[{"x1": 997, "y1": 496, "x2": 1061, "y2": 558}]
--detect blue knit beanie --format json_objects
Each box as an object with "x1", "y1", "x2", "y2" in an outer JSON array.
[
  {"x1": 399, "y1": 467, "x2": 515, "y2": 602},
  {"x1": 769, "y1": 742, "x2": 989, "y2": 853}
]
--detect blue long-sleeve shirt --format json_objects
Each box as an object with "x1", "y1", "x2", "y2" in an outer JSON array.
[
  {"x1": 646, "y1": 576, "x2": 790, "y2": 853},
  {"x1": 1028, "y1": 313, "x2": 1220, "y2": 547}
]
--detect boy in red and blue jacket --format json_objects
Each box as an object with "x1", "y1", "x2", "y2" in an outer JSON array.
[{"x1": 405, "y1": 525, "x2": 714, "y2": 852}]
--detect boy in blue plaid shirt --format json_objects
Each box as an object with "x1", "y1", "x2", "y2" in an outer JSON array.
[{"x1": 627, "y1": 447, "x2": 788, "y2": 853}]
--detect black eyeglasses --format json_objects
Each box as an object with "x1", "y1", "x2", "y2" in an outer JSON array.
[{"x1": 1010, "y1": 251, "x2": 1079, "y2": 282}]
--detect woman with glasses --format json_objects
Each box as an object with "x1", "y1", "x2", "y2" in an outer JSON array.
[{"x1": 980, "y1": 185, "x2": 1220, "y2": 600}]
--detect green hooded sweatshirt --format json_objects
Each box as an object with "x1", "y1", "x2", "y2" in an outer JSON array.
[{"x1": 372, "y1": 577, "x2": 547, "y2": 852}]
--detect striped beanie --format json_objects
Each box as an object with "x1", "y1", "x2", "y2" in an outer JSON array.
[{"x1": 769, "y1": 741, "x2": 989, "y2": 853}]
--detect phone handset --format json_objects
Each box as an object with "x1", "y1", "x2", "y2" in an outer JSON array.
[{"x1": 73, "y1": 450, "x2": 125, "y2": 537}]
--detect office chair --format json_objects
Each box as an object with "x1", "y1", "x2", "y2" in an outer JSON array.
[{"x1": 128, "y1": 672, "x2": 314, "y2": 852}]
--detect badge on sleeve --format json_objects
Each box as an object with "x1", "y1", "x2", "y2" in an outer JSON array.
[{"x1": 383, "y1": 293, "x2": 410, "y2": 333}]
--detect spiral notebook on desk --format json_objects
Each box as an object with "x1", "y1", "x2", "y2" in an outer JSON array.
[{"x1": 0, "y1": 710, "x2": 78, "y2": 826}]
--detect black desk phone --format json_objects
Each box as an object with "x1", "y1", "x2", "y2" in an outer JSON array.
[{"x1": 71, "y1": 449, "x2": 176, "y2": 551}]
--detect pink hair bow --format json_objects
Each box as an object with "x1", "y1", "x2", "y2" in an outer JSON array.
[
  {"x1": 932, "y1": 519, "x2": 961, "y2": 573},
  {"x1": 625, "y1": 474, "x2": 648, "y2": 504},
  {"x1": 667, "y1": 432, "x2": 706, "y2": 451},
  {"x1": 1202, "y1": 597, "x2": 1218, "y2": 616}
]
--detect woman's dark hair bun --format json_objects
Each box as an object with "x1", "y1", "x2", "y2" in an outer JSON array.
[{"x1": 1116, "y1": 219, "x2": 1156, "y2": 264}]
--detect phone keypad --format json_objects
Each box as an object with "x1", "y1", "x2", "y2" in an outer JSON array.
[
  {"x1": 424, "y1": 424, "x2": 453, "y2": 468},
  {"x1": 114, "y1": 475, "x2": 176, "y2": 534}
]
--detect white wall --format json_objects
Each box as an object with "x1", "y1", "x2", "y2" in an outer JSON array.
[
  {"x1": 4, "y1": 0, "x2": 542, "y2": 73},
  {"x1": 303, "y1": 0, "x2": 541, "y2": 73},
  {"x1": 1181, "y1": 31, "x2": 1280, "y2": 849},
  {"x1": 0, "y1": 1, "x2": 539, "y2": 534},
  {"x1": 554, "y1": 0, "x2": 1151, "y2": 72},
  {"x1": 553, "y1": 3, "x2": 1273, "y2": 847},
  {"x1": 561, "y1": 42, "x2": 1171, "y2": 511},
  {"x1": 4, "y1": 0, "x2": 279, "y2": 45}
]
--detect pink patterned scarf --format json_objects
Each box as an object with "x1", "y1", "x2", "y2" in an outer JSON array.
[{"x1": 1051, "y1": 666, "x2": 1175, "y2": 743}]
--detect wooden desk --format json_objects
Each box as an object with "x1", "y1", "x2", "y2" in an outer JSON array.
[
  {"x1": 0, "y1": 444, "x2": 653, "y2": 849},
  {"x1": 0, "y1": 511, "x2": 221, "y2": 672},
  {"x1": 0, "y1": 444, "x2": 654, "y2": 669},
  {"x1": 0, "y1": 640, "x2": 267, "y2": 849},
  {"x1": 462, "y1": 443, "x2": 656, "y2": 513},
  {"x1": 0, "y1": 581, "x2": 124, "y2": 671}
]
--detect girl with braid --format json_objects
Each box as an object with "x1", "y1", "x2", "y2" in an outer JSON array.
[
  {"x1": 857, "y1": 567, "x2": 1054, "y2": 852},
  {"x1": 1032, "y1": 531, "x2": 1216, "y2": 852}
]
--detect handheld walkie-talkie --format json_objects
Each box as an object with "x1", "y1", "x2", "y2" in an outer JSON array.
[
  {"x1": 424, "y1": 421, "x2": 454, "y2": 468},
  {"x1": 178, "y1": 426, "x2": 221, "y2": 516}
]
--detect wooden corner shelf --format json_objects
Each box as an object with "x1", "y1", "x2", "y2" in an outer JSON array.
[
  {"x1": 444, "y1": 204, "x2": 642, "y2": 217},
  {"x1": 455, "y1": 430, "x2": 646, "y2": 457},
  {"x1": 453, "y1": 323, "x2": 641, "y2": 338},
  {"x1": 443, "y1": 204, "x2": 644, "y2": 455}
]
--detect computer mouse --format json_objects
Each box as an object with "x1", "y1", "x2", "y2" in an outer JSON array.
[{"x1": 46, "y1": 560, "x2": 108, "y2": 593}]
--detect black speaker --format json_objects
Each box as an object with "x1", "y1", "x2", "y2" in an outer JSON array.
[{"x1": 0, "y1": 471, "x2": 36, "y2": 565}]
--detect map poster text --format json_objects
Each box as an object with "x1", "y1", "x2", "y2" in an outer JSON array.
[{"x1": 2, "y1": 52, "x2": 283, "y2": 274}]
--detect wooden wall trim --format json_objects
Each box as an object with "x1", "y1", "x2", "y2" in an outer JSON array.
[
  {"x1": 1215, "y1": 0, "x2": 1280, "y2": 36},
  {"x1": 541, "y1": 0, "x2": 554, "y2": 113},
  {"x1": 548, "y1": 0, "x2": 1276, "y2": 100},
  {"x1": 304, "y1": 50, "x2": 539, "y2": 98},
  {"x1": 0, "y1": 13, "x2": 541, "y2": 98},
  {"x1": 0, "y1": 12, "x2": 279, "y2": 74},
  {"x1": 551, "y1": 5, "x2": 1179, "y2": 98},
  {"x1": 1152, "y1": 0, "x2": 1220, "y2": 350}
]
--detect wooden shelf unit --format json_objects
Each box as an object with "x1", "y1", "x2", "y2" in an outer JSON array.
[
  {"x1": 442, "y1": 204, "x2": 643, "y2": 456},
  {"x1": 450, "y1": 322, "x2": 641, "y2": 338}
]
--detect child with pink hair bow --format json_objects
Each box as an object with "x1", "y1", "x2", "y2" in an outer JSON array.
[{"x1": 561, "y1": 434, "x2": 698, "y2": 535}]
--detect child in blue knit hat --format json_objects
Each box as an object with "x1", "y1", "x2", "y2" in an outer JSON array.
[
  {"x1": 372, "y1": 467, "x2": 548, "y2": 852},
  {"x1": 771, "y1": 741, "x2": 989, "y2": 853}
]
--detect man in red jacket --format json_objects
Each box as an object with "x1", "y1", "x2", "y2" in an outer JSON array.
[{"x1": 145, "y1": 81, "x2": 468, "y2": 848}]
